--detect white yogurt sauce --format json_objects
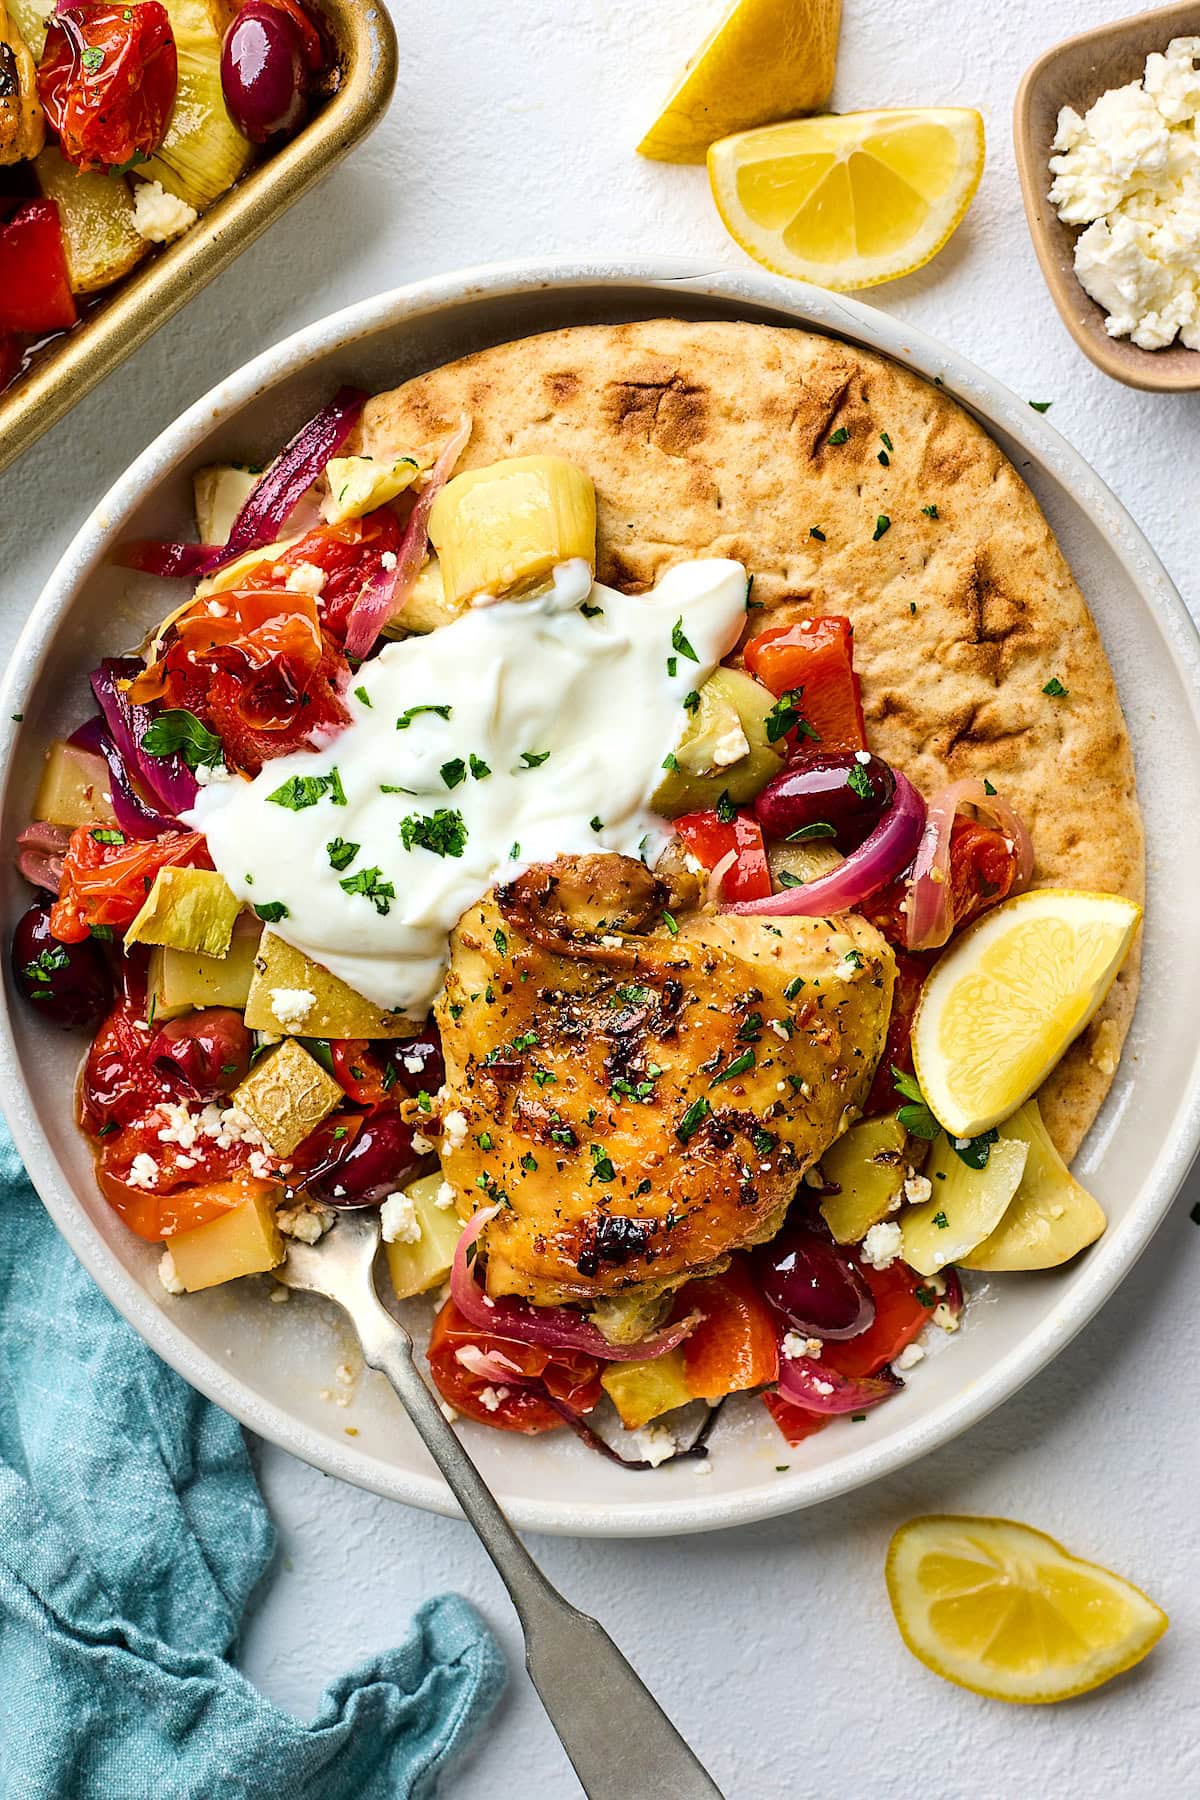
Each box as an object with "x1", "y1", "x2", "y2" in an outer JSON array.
[{"x1": 189, "y1": 557, "x2": 749, "y2": 1013}]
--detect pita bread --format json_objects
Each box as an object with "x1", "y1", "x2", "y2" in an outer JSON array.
[{"x1": 354, "y1": 319, "x2": 1143, "y2": 1160}]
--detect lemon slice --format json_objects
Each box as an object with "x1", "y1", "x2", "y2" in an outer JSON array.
[
  {"x1": 638, "y1": 0, "x2": 842, "y2": 164},
  {"x1": 911, "y1": 888, "x2": 1141, "y2": 1139},
  {"x1": 887, "y1": 1516, "x2": 1167, "y2": 1703},
  {"x1": 707, "y1": 108, "x2": 985, "y2": 290}
]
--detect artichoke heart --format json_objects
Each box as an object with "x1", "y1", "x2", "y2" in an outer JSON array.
[
  {"x1": 143, "y1": 1, "x2": 252, "y2": 210},
  {"x1": 652, "y1": 665, "x2": 785, "y2": 816},
  {"x1": 428, "y1": 454, "x2": 596, "y2": 608}
]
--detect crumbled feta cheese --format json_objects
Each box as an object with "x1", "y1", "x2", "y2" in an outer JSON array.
[
  {"x1": 854, "y1": 749, "x2": 871, "y2": 764},
  {"x1": 442, "y1": 1109, "x2": 468, "y2": 1151},
  {"x1": 435, "y1": 1181, "x2": 455, "y2": 1210},
  {"x1": 131, "y1": 178, "x2": 198, "y2": 244},
  {"x1": 158, "y1": 1248, "x2": 185, "y2": 1294},
  {"x1": 285, "y1": 562, "x2": 327, "y2": 596},
  {"x1": 268, "y1": 1284, "x2": 289, "y2": 1303},
  {"x1": 693, "y1": 1460, "x2": 713, "y2": 1477},
  {"x1": 782, "y1": 1332, "x2": 823, "y2": 1360},
  {"x1": 127, "y1": 1152, "x2": 159, "y2": 1189},
  {"x1": 862, "y1": 1220, "x2": 903, "y2": 1270},
  {"x1": 1048, "y1": 38, "x2": 1200, "y2": 349},
  {"x1": 769, "y1": 1019, "x2": 789, "y2": 1040},
  {"x1": 835, "y1": 954, "x2": 865, "y2": 981},
  {"x1": 403, "y1": 1054, "x2": 425, "y2": 1074},
  {"x1": 381, "y1": 550, "x2": 398, "y2": 572},
  {"x1": 629, "y1": 1424, "x2": 677, "y2": 1466},
  {"x1": 812, "y1": 1378, "x2": 834, "y2": 1396},
  {"x1": 478, "y1": 1386, "x2": 503, "y2": 1413},
  {"x1": 710, "y1": 721, "x2": 751, "y2": 768},
  {"x1": 903, "y1": 1174, "x2": 933, "y2": 1205},
  {"x1": 380, "y1": 1189, "x2": 422, "y2": 1245},
  {"x1": 268, "y1": 986, "x2": 317, "y2": 1029},
  {"x1": 276, "y1": 1201, "x2": 335, "y2": 1244},
  {"x1": 894, "y1": 1342, "x2": 925, "y2": 1371},
  {"x1": 440, "y1": 1401, "x2": 459, "y2": 1423},
  {"x1": 933, "y1": 1300, "x2": 961, "y2": 1333},
  {"x1": 194, "y1": 760, "x2": 231, "y2": 785},
  {"x1": 599, "y1": 934, "x2": 623, "y2": 949},
  {"x1": 411, "y1": 1131, "x2": 434, "y2": 1156}
]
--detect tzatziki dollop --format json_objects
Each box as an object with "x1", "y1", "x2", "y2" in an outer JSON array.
[{"x1": 188, "y1": 557, "x2": 749, "y2": 1013}]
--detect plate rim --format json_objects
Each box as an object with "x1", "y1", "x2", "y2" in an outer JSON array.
[{"x1": 3, "y1": 257, "x2": 1199, "y2": 1537}]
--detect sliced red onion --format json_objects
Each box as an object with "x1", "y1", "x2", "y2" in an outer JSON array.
[
  {"x1": 727, "y1": 771, "x2": 926, "y2": 918},
  {"x1": 342, "y1": 414, "x2": 469, "y2": 658},
  {"x1": 91, "y1": 659, "x2": 198, "y2": 815},
  {"x1": 905, "y1": 778, "x2": 1034, "y2": 952},
  {"x1": 776, "y1": 1354, "x2": 902, "y2": 1415},
  {"x1": 15, "y1": 822, "x2": 71, "y2": 891},
  {"x1": 90, "y1": 725, "x2": 184, "y2": 839},
  {"x1": 117, "y1": 387, "x2": 367, "y2": 581},
  {"x1": 450, "y1": 1206, "x2": 698, "y2": 1361}
]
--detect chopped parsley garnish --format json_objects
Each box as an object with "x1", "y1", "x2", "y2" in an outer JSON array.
[
  {"x1": 932, "y1": 1210, "x2": 949, "y2": 1230},
  {"x1": 737, "y1": 1013, "x2": 763, "y2": 1041},
  {"x1": 880, "y1": 431, "x2": 894, "y2": 453},
  {"x1": 521, "y1": 1152, "x2": 538, "y2": 1174},
  {"x1": 580, "y1": 601, "x2": 604, "y2": 618},
  {"x1": 493, "y1": 928, "x2": 508, "y2": 956},
  {"x1": 777, "y1": 872, "x2": 805, "y2": 888},
  {"x1": 682, "y1": 690, "x2": 701, "y2": 714},
  {"x1": 1028, "y1": 400, "x2": 1053, "y2": 413},
  {"x1": 22, "y1": 945, "x2": 69, "y2": 990},
  {"x1": 984, "y1": 778, "x2": 997, "y2": 795},
  {"x1": 663, "y1": 910, "x2": 678, "y2": 935},
  {"x1": 788, "y1": 821, "x2": 836, "y2": 841},
  {"x1": 396, "y1": 704, "x2": 451, "y2": 729},
  {"x1": 469, "y1": 754, "x2": 491, "y2": 781},
  {"x1": 827, "y1": 427, "x2": 850, "y2": 446},
  {"x1": 509, "y1": 841, "x2": 521, "y2": 859},
  {"x1": 90, "y1": 828, "x2": 125, "y2": 845},
  {"x1": 670, "y1": 617, "x2": 699, "y2": 664},
  {"x1": 708, "y1": 1051, "x2": 755, "y2": 1087},
  {"x1": 400, "y1": 808, "x2": 467, "y2": 858},
  {"x1": 1043, "y1": 677, "x2": 1068, "y2": 698},
  {"x1": 519, "y1": 749, "x2": 550, "y2": 770},
  {"x1": 141, "y1": 708, "x2": 223, "y2": 771},
  {"x1": 847, "y1": 763, "x2": 874, "y2": 800},
  {"x1": 661, "y1": 752, "x2": 678, "y2": 772},
  {"x1": 921, "y1": 504, "x2": 939, "y2": 519},
  {"x1": 873, "y1": 514, "x2": 891, "y2": 541},
  {"x1": 614, "y1": 984, "x2": 653, "y2": 1006},
  {"x1": 589, "y1": 1145, "x2": 616, "y2": 1183},
  {"x1": 892, "y1": 1065, "x2": 939, "y2": 1140},
  {"x1": 914, "y1": 1285, "x2": 938, "y2": 1308},
  {"x1": 254, "y1": 901, "x2": 290, "y2": 923},
  {"x1": 326, "y1": 836, "x2": 359, "y2": 872},
  {"x1": 841, "y1": 948, "x2": 865, "y2": 969},
  {"x1": 354, "y1": 686, "x2": 372, "y2": 707},
  {"x1": 590, "y1": 815, "x2": 604, "y2": 832},
  {"x1": 809, "y1": 526, "x2": 826, "y2": 541},
  {"x1": 765, "y1": 688, "x2": 818, "y2": 744},
  {"x1": 338, "y1": 866, "x2": 395, "y2": 915},
  {"x1": 440, "y1": 758, "x2": 467, "y2": 790},
  {"x1": 783, "y1": 976, "x2": 806, "y2": 1000},
  {"x1": 676, "y1": 1096, "x2": 710, "y2": 1142},
  {"x1": 715, "y1": 789, "x2": 736, "y2": 823},
  {"x1": 612, "y1": 1071, "x2": 659, "y2": 1103},
  {"x1": 267, "y1": 768, "x2": 346, "y2": 811},
  {"x1": 531, "y1": 1068, "x2": 556, "y2": 1088},
  {"x1": 89, "y1": 924, "x2": 114, "y2": 941},
  {"x1": 667, "y1": 655, "x2": 677, "y2": 678},
  {"x1": 81, "y1": 45, "x2": 105, "y2": 71},
  {"x1": 950, "y1": 1127, "x2": 998, "y2": 1170},
  {"x1": 878, "y1": 449, "x2": 890, "y2": 467}
]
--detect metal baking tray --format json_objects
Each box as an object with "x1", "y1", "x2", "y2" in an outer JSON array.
[{"x1": 0, "y1": 0, "x2": 397, "y2": 476}]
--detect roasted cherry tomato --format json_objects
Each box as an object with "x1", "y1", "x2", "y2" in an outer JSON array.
[
  {"x1": 864, "y1": 816, "x2": 1019, "y2": 949},
  {"x1": 49, "y1": 827, "x2": 210, "y2": 944},
  {"x1": 427, "y1": 1298, "x2": 602, "y2": 1434},
  {"x1": 39, "y1": 3, "x2": 177, "y2": 173},
  {"x1": 677, "y1": 1259, "x2": 779, "y2": 1401},
  {"x1": 148, "y1": 1008, "x2": 253, "y2": 1101},
  {"x1": 743, "y1": 616, "x2": 866, "y2": 753},
  {"x1": 97, "y1": 1151, "x2": 273, "y2": 1243},
  {"x1": 0, "y1": 199, "x2": 77, "y2": 335},
  {"x1": 81, "y1": 991, "x2": 179, "y2": 1133},
  {"x1": 329, "y1": 1040, "x2": 396, "y2": 1107},
  {"x1": 674, "y1": 808, "x2": 771, "y2": 903}
]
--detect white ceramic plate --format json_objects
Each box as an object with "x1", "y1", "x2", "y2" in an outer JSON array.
[{"x1": 2, "y1": 263, "x2": 1198, "y2": 1538}]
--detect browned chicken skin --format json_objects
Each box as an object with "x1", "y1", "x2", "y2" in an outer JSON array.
[{"x1": 434, "y1": 855, "x2": 896, "y2": 1307}]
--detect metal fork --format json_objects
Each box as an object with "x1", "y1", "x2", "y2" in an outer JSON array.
[{"x1": 276, "y1": 1211, "x2": 724, "y2": 1800}]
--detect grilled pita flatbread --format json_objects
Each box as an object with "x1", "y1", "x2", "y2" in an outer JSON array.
[{"x1": 354, "y1": 319, "x2": 1143, "y2": 1159}]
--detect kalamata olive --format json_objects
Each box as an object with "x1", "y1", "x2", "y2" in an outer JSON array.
[
  {"x1": 220, "y1": 3, "x2": 307, "y2": 144},
  {"x1": 11, "y1": 901, "x2": 110, "y2": 1029},
  {"x1": 306, "y1": 1110, "x2": 427, "y2": 1209},
  {"x1": 391, "y1": 1027, "x2": 445, "y2": 1098},
  {"x1": 757, "y1": 1227, "x2": 876, "y2": 1339},
  {"x1": 149, "y1": 1008, "x2": 252, "y2": 1102},
  {"x1": 754, "y1": 751, "x2": 895, "y2": 851}
]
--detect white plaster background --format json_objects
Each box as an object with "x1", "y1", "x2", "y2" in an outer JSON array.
[{"x1": 1, "y1": 2, "x2": 1198, "y2": 1795}]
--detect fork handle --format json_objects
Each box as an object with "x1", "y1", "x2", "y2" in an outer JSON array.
[{"x1": 356, "y1": 1299, "x2": 724, "y2": 1800}]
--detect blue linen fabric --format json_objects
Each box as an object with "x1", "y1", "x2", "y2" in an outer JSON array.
[{"x1": 0, "y1": 1124, "x2": 505, "y2": 1799}]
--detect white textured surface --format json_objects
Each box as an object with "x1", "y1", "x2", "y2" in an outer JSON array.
[{"x1": 2, "y1": 2, "x2": 1199, "y2": 1795}]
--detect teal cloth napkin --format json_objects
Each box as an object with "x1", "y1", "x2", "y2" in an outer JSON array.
[{"x1": 0, "y1": 1124, "x2": 506, "y2": 1798}]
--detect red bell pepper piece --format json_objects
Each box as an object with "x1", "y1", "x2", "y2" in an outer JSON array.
[
  {"x1": 0, "y1": 201, "x2": 77, "y2": 336},
  {"x1": 762, "y1": 1392, "x2": 831, "y2": 1447},
  {"x1": 744, "y1": 616, "x2": 866, "y2": 752},
  {"x1": 863, "y1": 816, "x2": 1019, "y2": 950},
  {"x1": 674, "y1": 808, "x2": 772, "y2": 903}
]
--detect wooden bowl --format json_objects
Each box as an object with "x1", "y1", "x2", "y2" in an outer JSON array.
[{"x1": 1014, "y1": 4, "x2": 1200, "y2": 392}]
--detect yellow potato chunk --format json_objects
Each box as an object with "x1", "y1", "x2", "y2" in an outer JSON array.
[
  {"x1": 231, "y1": 1037, "x2": 344, "y2": 1158},
  {"x1": 601, "y1": 1349, "x2": 692, "y2": 1430},
  {"x1": 820, "y1": 1114, "x2": 908, "y2": 1243},
  {"x1": 33, "y1": 742, "x2": 118, "y2": 830},
  {"x1": 165, "y1": 1181, "x2": 284, "y2": 1291},
  {"x1": 147, "y1": 924, "x2": 262, "y2": 1021},
  {"x1": 383, "y1": 1173, "x2": 465, "y2": 1300},
  {"x1": 244, "y1": 932, "x2": 416, "y2": 1038}
]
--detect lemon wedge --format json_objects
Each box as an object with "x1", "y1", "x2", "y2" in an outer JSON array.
[
  {"x1": 887, "y1": 1516, "x2": 1167, "y2": 1703},
  {"x1": 707, "y1": 107, "x2": 985, "y2": 290},
  {"x1": 638, "y1": 0, "x2": 842, "y2": 164},
  {"x1": 911, "y1": 888, "x2": 1141, "y2": 1139}
]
